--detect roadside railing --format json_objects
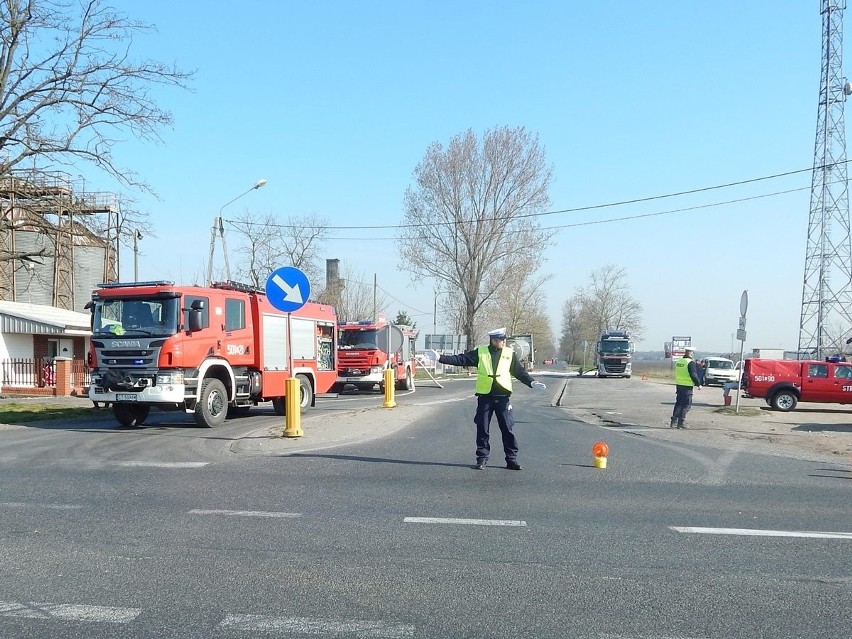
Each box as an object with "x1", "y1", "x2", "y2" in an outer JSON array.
[{"x1": 0, "y1": 357, "x2": 89, "y2": 396}]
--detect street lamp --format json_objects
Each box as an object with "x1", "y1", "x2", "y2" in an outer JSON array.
[
  {"x1": 207, "y1": 179, "x2": 267, "y2": 284},
  {"x1": 133, "y1": 229, "x2": 142, "y2": 281}
]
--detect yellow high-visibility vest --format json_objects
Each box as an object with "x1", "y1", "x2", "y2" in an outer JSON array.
[
  {"x1": 674, "y1": 357, "x2": 695, "y2": 386},
  {"x1": 475, "y1": 345, "x2": 513, "y2": 393}
]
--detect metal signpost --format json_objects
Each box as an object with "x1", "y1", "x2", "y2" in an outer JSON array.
[
  {"x1": 265, "y1": 266, "x2": 311, "y2": 437},
  {"x1": 377, "y1": 323, "x2": 404, "y2": 408},
  {"x1": 735, "y1": 290, "x2": 748, "y2": 413}
]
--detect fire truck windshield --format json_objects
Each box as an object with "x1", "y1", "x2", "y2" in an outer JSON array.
[
  {"x1": 339, "y1": 328, "x2": 379, "y2": 349},
  {"x1": 92, "y1": 298, "x2": 179, "y2": 336}
]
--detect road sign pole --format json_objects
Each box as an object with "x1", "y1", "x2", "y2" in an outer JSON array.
[
  {"x1": 383, "y1": 317, "x2": 396, "y2": 408},
  {"x1": 266, "y1": 267, "x2": 311, "y2": 439},
  {"x1": 283, "y1": 311, "x2": 303, "y2": 437}
]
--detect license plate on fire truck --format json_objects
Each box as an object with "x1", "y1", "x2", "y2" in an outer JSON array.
[{"x1": 116, "y1": 394, "x2": 137, "y2": 401}]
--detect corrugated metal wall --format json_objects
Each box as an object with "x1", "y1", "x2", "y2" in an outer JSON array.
[
  {"x1": 74, "y1": 245, "x2": 105, "y2": 311},
  {"x1": 12, "y1": 231, "x2": 55, "y2": 306},
  {"x1": 7, "y1": 230, "x2": 107, "y2": 310}
]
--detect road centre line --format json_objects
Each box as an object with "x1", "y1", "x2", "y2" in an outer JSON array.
[
  {"x1": 112, "y1": 461, "x2": 209, "y2": 468},
  {"x1": 220, "y1": 613, "x2": 415, "y2": 637},
  {"x1": 404, "y1": 516, "x2": 527, "y2": 527},
  {"x1": 189, "y1": 509, "x2": 302, "y2": 518},
  {"x1": 0, "y1": 601, "x2": 141, "y2": 623},
  {"x1": 670, "y1": 526, "x2": 852, "y2": 539}
]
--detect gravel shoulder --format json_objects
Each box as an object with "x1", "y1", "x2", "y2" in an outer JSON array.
[{"x1": 552, "y1": 375, "x2": 852, "y2": 464}]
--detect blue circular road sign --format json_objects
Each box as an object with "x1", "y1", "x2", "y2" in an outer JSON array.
[{"x1": 265, "y1": 266, "x2": 311, "y2": 313}]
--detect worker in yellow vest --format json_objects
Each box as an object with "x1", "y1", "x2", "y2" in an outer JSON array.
[
  {"x1": 438, "y1": 328, "x2": 547, "y2": 470},
  {"x1": 671, "y1": 346, "x2": 702, "y2": 428}
]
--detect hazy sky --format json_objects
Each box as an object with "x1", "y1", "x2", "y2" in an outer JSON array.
[{"x1": 85, "y1": 1, "x2": 829, "y2": 354}]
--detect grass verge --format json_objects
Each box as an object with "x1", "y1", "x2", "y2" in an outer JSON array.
[{"x1": 0, "y1": 402, "x2": 95, "y2": 423}]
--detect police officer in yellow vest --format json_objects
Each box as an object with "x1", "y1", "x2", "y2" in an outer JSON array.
[
  {"x1": 438, "y1": 328, "x2": 547, "y2": 470},
  {"x1": 671, "y1": 346, "x2": 702, "y2": 429}
]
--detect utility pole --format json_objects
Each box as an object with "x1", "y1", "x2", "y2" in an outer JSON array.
[
  {"x1": 799, "y1": 0, "x2": 852, "y2": 359},
  {"x1": 207, "y1": 179, "x2": 267, "y2": 284},
  {"x1": 133, "y1": 230, "x2": 142, "y2": 281}
]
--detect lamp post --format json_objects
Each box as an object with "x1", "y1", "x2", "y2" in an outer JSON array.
[
  {"x1": 133, "y1": 229, "x2": 142, "y2": 281},
  {"x1": 207, "y1": 178, "x2": 267, "y2": 284}
]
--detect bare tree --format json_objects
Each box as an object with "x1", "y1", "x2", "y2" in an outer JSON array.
[
  {"x1": 559, "y1": 265, "x2": 644, "y2": 362},
  {"x1": 585, "y1": 265, "x2": 644, "y2": 338},
  {"x1": 0, "y1": 0, "x2": 192, "y2": 186},
  {"x1": 331, "y1": 266, "x2": 389, "y2": 323},
  {"x1": 478, "y1": 268, "x2": 554, "y2": 355},
  {"x1": 226, "y1": 211, "x2": 329, "y2": 289},
  {"x1": 400, "y1": 126, "x2": 554, "y2": 347}
]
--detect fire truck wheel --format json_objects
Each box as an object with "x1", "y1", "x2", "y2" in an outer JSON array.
[
  {"x1": 195, "y1": 378, "x2": 228, "y2": 427},
  {"x1": 297, "y1": 374, "x2": 313, "y2": 414},
  {"x1": 770, "y1": 390, "x2": 798, "y2": 412},
  {"x1": 113, "y1": 403, "x2": 150, "y2": 427},
  {"x1": 396, "y1": 368, "x2": 414, "y2": 391},
  {"x1": 272, "y1": 397, "x2": 286, "y2": 416}
]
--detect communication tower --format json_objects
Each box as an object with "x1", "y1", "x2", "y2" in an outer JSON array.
[{"x1": 799, "y1": 0, "x2": 852, "y2": 359}]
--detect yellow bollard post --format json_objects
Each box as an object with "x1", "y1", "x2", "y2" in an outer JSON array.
[
  {"x1": 283, "y1": 377, "x2": 303, "y2": 437},
  {"x1": 383, "y1": 367, "x2": 396, "y2": 408}
]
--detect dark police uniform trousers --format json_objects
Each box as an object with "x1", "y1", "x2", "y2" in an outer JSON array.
[{"x1": 474, "y1": 394, "x2": 518, "y2": 463}]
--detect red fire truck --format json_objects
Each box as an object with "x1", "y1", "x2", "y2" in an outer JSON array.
[
  {"x1": 335, "y1": 320, "x2": 417, "y2": 392},
  {"x1": 742, "y1": 357, "x2": 852, "y2": 411},
  {"x1": 87, "y1": 280, "x2": 337, "y2": 427}
]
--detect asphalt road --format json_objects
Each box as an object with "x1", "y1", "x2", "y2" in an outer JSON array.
[{"x1": 0, "y1": 377, "x2": 849, "y2": 638}]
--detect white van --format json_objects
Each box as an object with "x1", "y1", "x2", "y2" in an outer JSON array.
[{"x1": 699, "y1": 357, "x2": 739, "y2": 386}]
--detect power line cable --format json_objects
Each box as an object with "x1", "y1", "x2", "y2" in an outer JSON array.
[{"x1": 223, "y1": 164, "x2": 815, "y2": 232}]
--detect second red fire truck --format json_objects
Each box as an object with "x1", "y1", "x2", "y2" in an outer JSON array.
[{"x1": 334, "y1": 319, "x2": 417, "y2": 392}]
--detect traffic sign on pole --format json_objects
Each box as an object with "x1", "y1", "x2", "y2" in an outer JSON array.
[{"x1": 265, "y1": 266, "x2": 310, "y2": 313}]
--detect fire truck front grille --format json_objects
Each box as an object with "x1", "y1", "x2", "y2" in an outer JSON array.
[
  {"x1": 339, "y1": 355, "x2": 373, "y2": 367},
  {"x1": 94, "y1": 344, "x2": 163, "y2": 370}
]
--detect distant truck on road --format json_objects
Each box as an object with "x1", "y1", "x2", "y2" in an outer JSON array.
[
  {"x1": 596, "y1": 330, "x2": 633, "y2": 378},
  {"x1": 506, "y1": 334, "x2": 534, "y2": 371}
]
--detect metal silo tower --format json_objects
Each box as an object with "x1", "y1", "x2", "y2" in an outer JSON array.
[{"x1": 799, "y1": 0, "x2": 852, "y2": 359}]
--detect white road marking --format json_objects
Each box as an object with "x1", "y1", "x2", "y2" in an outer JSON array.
[
  {"x1": 670, "y1": 526, "x2": 852, "y2": 539},
  {"x1": 189, "y1": 509, "x2": 302, "y2": 518},
  {"x1": 0, "y1": 601, "x2": 141, "y2": 623},
  {"x1": 220, "y1": 613, "x2": 415, "y2": 637},
  {"x1": 112, "y1": 461, "x2": 209, "y2": 468},
  {"x1": 411, "y1": 396, "x2": 472, "y2": 406},
  {"x1": 404, "y1": 516, "x2": 527, "y2": 527},
  {"x1": 0, "y1": 502, "x2": 82, "y2": 510}
]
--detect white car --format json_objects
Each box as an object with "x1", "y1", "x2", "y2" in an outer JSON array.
[{"x1": 699, "y1": 357, "x2": 740, "y2": 386}]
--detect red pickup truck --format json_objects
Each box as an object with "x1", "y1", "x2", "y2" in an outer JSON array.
[{"x1": 741, "y1": 358, "x2": 852, "y2": 411}]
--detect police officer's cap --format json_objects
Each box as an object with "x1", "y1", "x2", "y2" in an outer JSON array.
[{"x1": 488, "y1": 327, "x2": 507, "y2": 339}]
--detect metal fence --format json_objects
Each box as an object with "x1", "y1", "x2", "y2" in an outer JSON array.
[
  {"x1": 71, "y1": 359, "x2": 91, "y2": 388},
  {"x1": 0, "y1": 358, "x2": 90, "y2": 388}
]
